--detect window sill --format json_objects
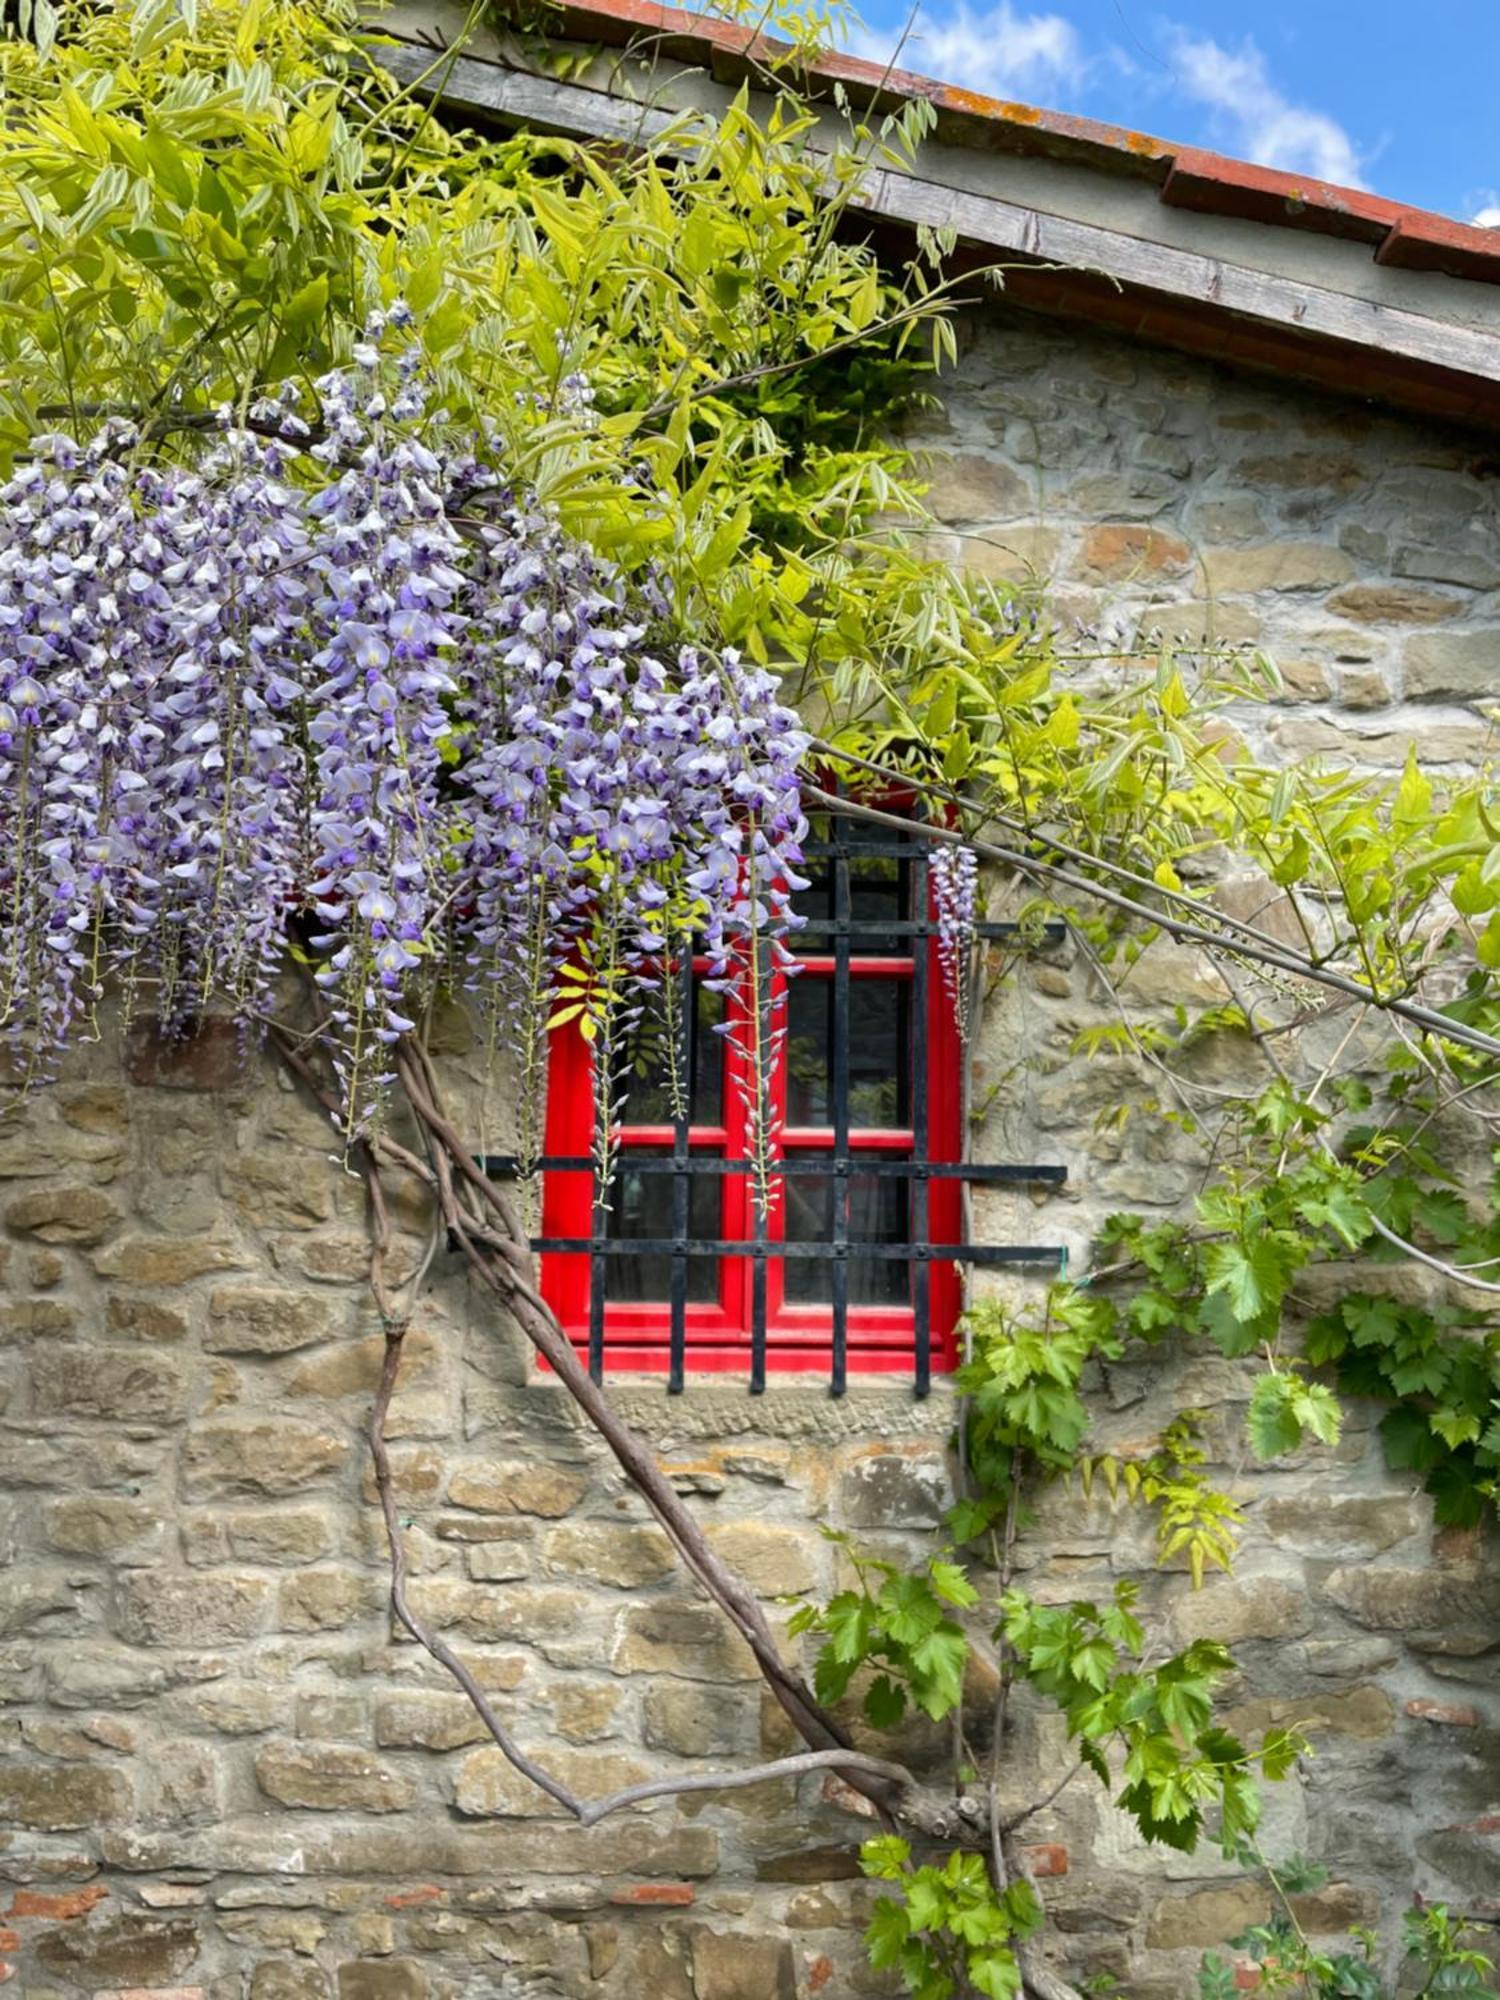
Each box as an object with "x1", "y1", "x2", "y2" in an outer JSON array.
[{"x1": 519, "y1": 1366, "x2": 957, "y2": 1439}]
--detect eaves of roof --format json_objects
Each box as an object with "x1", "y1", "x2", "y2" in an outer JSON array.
[
  {"x1": 544, "y1": 0, "x2": 1500, "y2": 289},
  {"x1": 377, "y1": 0, "x2": 1500, "y2": 432}
]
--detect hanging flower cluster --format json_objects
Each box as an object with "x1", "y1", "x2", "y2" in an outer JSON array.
[
  {"x1": 0, "y1": 311, "x2": 809, "y2": 1168},
  {"x1": 930, "y1": 841, "x2": 979, "y2": 1042}
]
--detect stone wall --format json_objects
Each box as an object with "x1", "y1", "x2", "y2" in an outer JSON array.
[{"x1": 1, "y1": 303, "x2": 1498, "y2": 2000}]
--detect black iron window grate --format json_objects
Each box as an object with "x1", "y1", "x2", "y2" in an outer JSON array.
[{"x1": 486, "y1": 813, "x2": 1068, "y2": 1397}]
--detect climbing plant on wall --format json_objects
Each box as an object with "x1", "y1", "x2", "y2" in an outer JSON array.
[{"x1": 0, "y1": 3, "x2": 1496, "y2": 1998}]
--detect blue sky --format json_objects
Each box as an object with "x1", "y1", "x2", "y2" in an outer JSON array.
[{"x1": 842, "y1": 1, "x2": 1500, "y2": 224}]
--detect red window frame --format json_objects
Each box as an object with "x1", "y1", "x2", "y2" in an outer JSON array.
[{"x1": 539, "y1": 824, "x2": 964, "y2": 1377}]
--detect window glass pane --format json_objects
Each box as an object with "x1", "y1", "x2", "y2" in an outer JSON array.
[
  {"x1": 783, "y1": 1152, "x2": 911, "y2": 1305},
  {"x1": 605, "y1": 1146, "x2": 719, "y2": 1303},
  {"x1": 791, "y1": 814, "x2": 912, "y2": 956},
  {"x1": 785, "y1": 977, "x2": 910, "y2": 1128},
  {"x1": 616, "y1": 983, "x2": 724, "y2": 1127}
]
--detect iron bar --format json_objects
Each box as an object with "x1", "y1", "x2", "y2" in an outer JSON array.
[
  {"x1": 483, "y1": 1155, "x2": 1065, "y2": 1184},
  {"x1": 532, "y1": 1237, "x2": 1063, "y2": 1265}
]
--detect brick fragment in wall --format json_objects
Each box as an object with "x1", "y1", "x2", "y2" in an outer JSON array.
[{"x1": 126, "y1": 1018, "x2": 248, "y2": 1090}]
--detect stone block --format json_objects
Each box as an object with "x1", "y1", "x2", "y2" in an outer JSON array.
[
  {"x1": 702, "y1": 1522, "x2": 822, "y2": 1598},
  {"x1": 373, "y1": 1691, "x2": 490, "y2": 1752},
  {"x1": 839, "y1": 1447, "x2": 949, "y2": 1528},
  {"x1": 1135, "y1": 599, "x2": 1260, "y2": 647},
  {"x1": 1403, "y1": 629, "x2": 1500, "y2": 701},
  {"x1": 29, "y1": 1244, "x2": 64, "y2": 1285},
  {"x1": 144, "y1": 1740, "x2": 222, "y2": 1825},
  {"x1": 1236, "y1": 452, "x2": 1365, "y2": 492},
  {"x1": 1394, "y1": 543, "x2": 1500, "y2": 589},
  {"x1": 1260, "y1": 1495, "x2": 1418, "y2": 1555},
  {"x1": 1325, "y1": 1567, "x2": 1500, "y2": 1637},
  {"x1": 337, "y1": 1964, "x2": 427, "y2": 2000},
  {"x1": 0, "y1": 1114, "x2": 122, "y2": 1179},
  {"x1": 404, "y1": 1580, "x2": 593, "y2": 1650},
  {"x1": 452, "y1": 1745, "x2": 649, "y2": 1817},
  {"x1": 542, "y1": 1522, "x2": 675, "y2": 1589},
  {"x1": 1146, "y1": 1883, "x2": 1271, "y2": 1949},
  {"x1": 1171, "y1": 1576, "x2": 1311, "y2": 1646},
  {"x1": 205, "y1": 1287, "x2": 335, "y2": 1355},
  {"x1": 690, "y1": 1928, "x2": 797, "y2": 2000},
  {"x1": 1270, "y1": 718, "x2": 1481, "y2": 767},
  {"x1": 44, "y1": 1495, "x2": 163, "y2": 1558},
  {"x1": 285, "y1": 1328, "x2": 442, "y2": 1401},
  {"x1": 1328, "y1": 584, "x2": 1461, "y2": 624},
  {"x1": 362, "y1": 1447, "x2": 444, "y2": 1508},
  {"x1": 613, "y1": 1602, "x2": 759, "y2": 1682},
  {"x1": 35, "y1": 1915, "x2": 201, "y2": 1986},
  {"x1": 252, "y1": 1965, "x2": 333, "y2": 2000},
  {"x1": 0, "y1": 1296, "x2": 78, "y2": 1340},
  {"x1": 1222, "y1": 1685, "x2": 1394, "y2": 1743},
  {"x1": 181, "y1": 1421, "x2": 350, "y2": 1499},
  {"x1": 187, "y1": 1508, "x2": 337, "y2": 1567},
  {"x1": 1200, "y1": 543, "x2": 1353, "y2": 593},
  {"x1": 465, "y1": 1539, "x2": 530, "y2": 1581},
  {"x1": 955, "y1": 523, "x2": 1061, "y2": 581},
  {"x1": 1289, "y1": 1883, "x2": 1380, "y2": 1933},
  {"x1": 31, "y1": 1345, "x2": 188, "y2": 1425},
  {"x1": 255, "y1": 1743, "x2": 415, "y2": 1813},
  {"x1": 223, "y1": 1153, "x2": 333, "y2": 1227},
  {"x1": 107, "y1": 1297, "x2": 189, "y2": 1342},
  {"x1": 175, "y1": 1681, "x2": 281, "y2": 1735},
  {"x1": 643, "y1": 1683, "x2": 748, "y2": 1759},
  {"x1": 0, "y1": 1568, "x2": 78, "y2": 1638},
  {"x1": 922, "y1": 453, "x2": 1029, "y2": 523},
  {"x1": 1338, "y1": 666, "x2": 1392, "y2": 709},
  {"x1": 445, "y1": 1460, "x2": 588, "y2": 1518},
  {"x1": 553, "y1": 1681, "x2": 621, "y2": 1743},
  {"x1": 93, "y1": 1238, "x2": 246, "y2": 1286},
  {"x1": 59, "y1": 1084, "x2": 129, "y2": 1133},
  {"x1": 278, "y1": 1568, "x2": 377, "y2": 1632},
  {"x1": 4, "y1": 1185, "x2": 121, "y2": 1244},
  {"x1": 116, "y1": 1572, "x2": 273, "y2": 1647},
  {"x1": 47, "y1": 1643, "x2": 171, "y2": 1709},
  {"x1": 755, "y1": 1846, "x2": 865, "y2": 1883},
  {"x1": 297, "y1": 1691, "x2": 367, "y2": 1740},
  {"x1": 0, "y1": 1761, "x2": 131, "y2": 1829}
]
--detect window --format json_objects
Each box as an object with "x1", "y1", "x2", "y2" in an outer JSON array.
[{"x1": 538, "y1": 806, "x2": 965, "y2": 1389}]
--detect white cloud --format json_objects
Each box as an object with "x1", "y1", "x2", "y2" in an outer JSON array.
[
  {"x1": 1470, "y1": 194, "x2": 1500, "y2": 229},
  {"x1": 849, "y1": 2, "x2": 1084, "y2": 100},
  {"x1": 1163, "y1": 28, "x2": 1365, "y2": 189},
  {"x1": 845, "y1": 8, "x2": 1368, "y2": 197}
]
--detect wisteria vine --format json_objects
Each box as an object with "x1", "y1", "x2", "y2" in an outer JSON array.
[{"x1": 0, "y1": 312, "x2": 817, "y2": 1181}]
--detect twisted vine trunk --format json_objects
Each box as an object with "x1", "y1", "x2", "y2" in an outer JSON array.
[{"x1": 276, "y1": 1028, "x2": 993, "y2": 1845}]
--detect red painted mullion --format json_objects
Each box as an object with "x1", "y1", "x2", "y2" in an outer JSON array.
[{"x1": 793, "y1": 955, "x2": 913, "y2": 979}]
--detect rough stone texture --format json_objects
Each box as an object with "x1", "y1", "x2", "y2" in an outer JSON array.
[{"x1": 1, "y1": 304, "x2": 1498, "y2": 2000}]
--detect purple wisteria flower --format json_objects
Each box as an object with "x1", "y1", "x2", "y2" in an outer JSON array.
[
  {"x1": 931, "y1": 841, "x2": 978, "y2": 1041},
  {"x1": 0, "y1": 310, "x2": 811, "y2": 1160}
]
